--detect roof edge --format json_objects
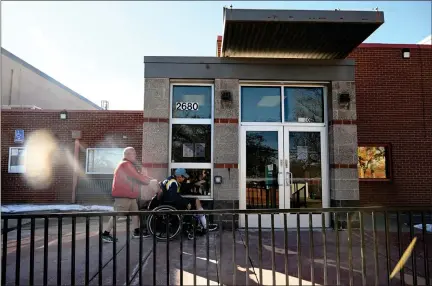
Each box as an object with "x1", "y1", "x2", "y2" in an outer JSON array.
[
  {"x1": 359, "y1": 43, "x2": 432, "y2": 49},
  {"x1": 1, "y1": 48, "x2": 102, "y2": 110},
  {"x1": 143, "y1": 56, "x2": 355, "y2": 66}
]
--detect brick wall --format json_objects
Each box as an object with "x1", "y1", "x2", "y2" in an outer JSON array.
[
  {"x1": 1, "y1": 110, "x2": 143, "y2": 203},
  {"x1": 348, "y1": 45, "x2": 432, "y2": 206}
]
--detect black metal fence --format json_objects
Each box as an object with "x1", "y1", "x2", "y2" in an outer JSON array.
[{"x1": 1, "y1": 207, "x2": 431, "y2": 286}]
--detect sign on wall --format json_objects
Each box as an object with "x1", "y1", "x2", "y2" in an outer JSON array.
[
  {"x1": 14, "y1": 129, "x2": 25, "y2": 143},
  {"x1": 175, "y1": 102, "x2": 199, "y2": 111}
]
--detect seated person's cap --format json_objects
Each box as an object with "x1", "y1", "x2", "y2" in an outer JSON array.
[{"x1": 174, "y1": 168, "x2": 189, "y2": 178}]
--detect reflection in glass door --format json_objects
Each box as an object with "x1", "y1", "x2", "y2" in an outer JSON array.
[
  {"x1": 240, "y1": 126, "x2": 284, "y2": 228},
  {"x1": 240, "y1": 126, "x2": 328, "y2": 228},
  {"x1": 286, "y1": 130, "x2": 322, "y2": 209},
  {"x1": 283, "y1": 127, "x2": 328, "y2": 227}
]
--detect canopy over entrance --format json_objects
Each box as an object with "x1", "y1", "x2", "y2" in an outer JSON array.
[{"x1": 221, "y1": 8, "x2": 384, "y2": 59}]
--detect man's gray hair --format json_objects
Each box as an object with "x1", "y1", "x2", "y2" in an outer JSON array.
[{"x1": 123, "y1": 147, "x2": 135, "y2": 157}]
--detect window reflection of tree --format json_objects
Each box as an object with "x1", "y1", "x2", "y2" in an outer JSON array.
[
  {"x1": 246, "y1": 132, "x2": 278, "y2": 180},
  {"x1": 288, "y1": 88, "x2": 323, "y2": 122},
  {"x1": 172, "y1": 125, "x2": 211, "y2": 163}
]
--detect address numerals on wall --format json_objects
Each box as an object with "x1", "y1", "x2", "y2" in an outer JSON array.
[{"x1": 175, "y1": 102, "x2": 199, "y2": 111}]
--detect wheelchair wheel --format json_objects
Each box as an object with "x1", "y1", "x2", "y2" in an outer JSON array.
[{"x1": 147, "y1": 205, "x2": 181, "y2": 241}]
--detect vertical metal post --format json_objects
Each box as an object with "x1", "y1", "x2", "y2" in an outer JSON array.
[
  {"x1": 43, "y1": 217, "x2": 49, "y2": 286},
  {"x1": 152, "y1": 214, "x2": 157, "y2": 286},
  {"x1": 258, "y1": 214, "x2": 263, "y2": 285},
  {"x1": 206, "y1": 214, "x2": 210, "y2": 286},
  {"x1": 421, "y1": 211, "x2": 430, "y2": 286},
  {"x1": 30, "y1": 218, "x2": 35, "y2": 286},
  {"x1": 245, "y1": 214, "x2": 249, "y2": 286},
  {"x1": 180, "y1": 215, "x2": 184, "y2": 286},
  {"x1": 113, "y1": 215, "x2": 117, "y2": 285},
  {"x1": 85, "y1": 216, "x2": 90, "y2": 286},
  {"x1": 347, "y1": 212, "x2": 353, "y2": 286},
  {"x1": 126, "y1": 215, "x2": 130, "y2": 286},
  {"x1": 335, "y1": 212, "x2": 340, "y2": 285},
  {"x1": 15, "y1": 218, "x2": 22, "y2": 286},
  {"x1": 57, "y1": 217, "x2": 63, "y2": 286},
  {"x1": 408, "y1": 212, "x2": 417, "y2": 285},
  {"x1": 297, "y1": 213, "x2": 302, "y2": 286},
  {"x1": 384, "y1": 211, "x2": 391, "y2": 286},
  {"x1": 359, "y1": 212, "x2": 366, "y2": 286},
  {"x1": 321, "y1": 213, "x2": 327, "y2": 286},
  {"x1": 232, "y1": 214, "x2": 236, "y2": 286},
  {"x1": 284, "y1": 214, "x2": 289, "y2": 286},
  {"x1": 166, "y1": 214, "x2": 170, "y2": 286},
  {"x1": 1, "y1": 219, "x2": 7, "y2": 286},
  {"x1": 99, "y1": 216, "x2": 103, "y2": 285},
  {"x1": 309, "y1": 213, "x2": 315, "y2": 286},
  {"x1": 218, "y1": 215, "x2": 223, "y2": 286},
  {"x1": 71, "y1": 216, "x2": 76, "y2": 286},
  {"x1": 396, "y1": 212, "x2": 404, "y2": 285},
  {"x1": 271, "y1": 214, "x2": 276, "y2": 286},
  {"x1": 372, "y1": 212, "x2": 379, "y2": 286}
]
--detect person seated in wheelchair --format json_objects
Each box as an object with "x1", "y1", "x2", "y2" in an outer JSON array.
[{"x1": 160, "y1": 168, "x2": 218, "y2": 233}]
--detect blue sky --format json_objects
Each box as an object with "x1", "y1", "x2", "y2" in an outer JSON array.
[{"x1": 2, "y1": 1, "x2": 431, "y2": 110}]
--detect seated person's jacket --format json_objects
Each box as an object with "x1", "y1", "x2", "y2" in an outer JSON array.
[{"x1": 160, "y1": 176, "x2": 189, "y2": 210}]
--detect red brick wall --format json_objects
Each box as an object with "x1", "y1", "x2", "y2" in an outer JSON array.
[
  {"x1": 1, "y1": 110, "x2": 143, "y2": 203},
  {"x1": 216, "y1": 35, "x2": 222, "y2": 57},
  {"x1": 349, "y1": 45, "x2": 432, "y2": 206}
]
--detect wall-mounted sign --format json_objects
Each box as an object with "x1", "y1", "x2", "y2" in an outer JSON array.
[
  {"x1": 175, "y1": 102, "x2": 199, "y2": 111},
  {"x1": 182, "y1": 143, "x2": 194, "y2": 158},
  {"x1": 14, "y1": 129, "x2": 25, "y2": 143},
  {"x1": 194, "y1": 143, "x2": 205, "y2": 158}
]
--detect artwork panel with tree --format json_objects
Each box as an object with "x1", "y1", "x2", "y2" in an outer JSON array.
[{"x1": 358, "y1": 146, "x2": 388, "y2": 179}]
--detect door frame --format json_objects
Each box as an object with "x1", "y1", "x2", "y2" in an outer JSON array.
[
  {"x1": 239, "y1": 125, "x2": 330, "y2": 228},
  {"x1": 283, "y1": 126, "x2": 330, "y2": 210}
]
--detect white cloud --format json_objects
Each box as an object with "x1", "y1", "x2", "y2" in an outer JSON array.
[{"x1": 418, "y1": 35, "x2": 431, "y2": 45}]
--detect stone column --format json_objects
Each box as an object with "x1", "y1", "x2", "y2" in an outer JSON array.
[
  {"x1": 142, "y1": 78, "x2": 170, "y2": 179},
  {"x1": 213, "y1": 79, "x2": 240, "y2": 228},
  {"x1": 328, "y1": 81, "x2": 359, "y2": 228}
]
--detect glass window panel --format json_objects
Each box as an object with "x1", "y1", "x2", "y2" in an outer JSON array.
[
  {"x1": 241, "y1": 86, "x2": 282, "y2": 122},
  {"x1": 245, "y1": 131, "x2": 279, "y2": 209},
  {"x1": 170, "y1": 168, "x2": 212, "y2": 196},
  {"x1": 172, "y1": 86, "x2": 212, "y2": 119},
  {"x1": 9, "y1": 147, "x2": 26, "y2": 173},
  {"x1": 288, "y1": 132, "x2": 322, "y2": 209},
  {"x1": 171, "y1": 124, "x2": 211, "y2": 163},
  {"x1": 86, "y1": 148, "x2": 124, "y2": 174},
  {"x1": 284, "y1": 87, "x2": 324, "y2": 123}
]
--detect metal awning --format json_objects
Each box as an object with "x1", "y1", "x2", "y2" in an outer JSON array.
[{"x1": 222, "y1": 8, "x2": 384, "y2": 59}]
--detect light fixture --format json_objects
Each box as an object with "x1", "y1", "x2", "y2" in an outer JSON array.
[
  {"x1": 214, "y1": 175, "x2": 223, "y2": 184},
  {"x1": 60, "y1": 110, "x2": 68, "y2": 120},
  {"x1": 221, "y1": 90, "x2": 232, "y2": 102},
  {"x1": 402, "y1": 48, "x2": 410, "y2": 59},
  {"x1": 338, "y1": 93, "x2": 351, "y2": 110}
]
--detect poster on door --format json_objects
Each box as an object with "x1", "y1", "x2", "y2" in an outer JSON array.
[{"x1": 297, "y1": 146, "x2": 308, "y2": 161}]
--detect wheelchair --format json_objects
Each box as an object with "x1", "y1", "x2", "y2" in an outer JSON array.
[{"x1": 146, "y1": 194, "x2": 206, "y2": 241}]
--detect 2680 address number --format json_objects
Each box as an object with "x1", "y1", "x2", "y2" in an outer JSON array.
[{"x1": 175, "y1": 102, "x2": 199, "y2": 111}]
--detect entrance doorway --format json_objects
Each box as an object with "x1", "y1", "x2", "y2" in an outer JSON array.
[{"x1": 239, "y1": 126, "x2": 329, "y2": 228}]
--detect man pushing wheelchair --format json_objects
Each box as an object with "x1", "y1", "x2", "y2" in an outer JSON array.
[{"x1": 157, "y1": 168, "x2": 218, "y2": 234}]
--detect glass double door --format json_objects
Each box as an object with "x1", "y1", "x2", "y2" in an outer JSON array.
[{"x1": 240, "y1": 126, "x2": 329, "y2": 228}]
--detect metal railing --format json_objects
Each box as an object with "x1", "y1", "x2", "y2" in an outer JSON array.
[{"x1": 1, "y1": 207, "x2": 431, "y2": 286}]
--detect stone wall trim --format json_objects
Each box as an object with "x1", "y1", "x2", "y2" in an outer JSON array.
[
  {"x1": 143, "y1": 117, "x2": 169, "y2": 123},
  {"x1": 214, "y1": 163, "x2": 239, "y2": 169},
  {"x1": 329, "y1": 120, "x2": 358, "y2": 126},
  {"x1": 214, "y1": 118, "x2": 239, "y2": 124},
  {"x1": 330, "y1": 164, "x2": 357, "y2": 169},
  {"x1": 142, "y1": 163, "x2": 169, "y2": 168}
]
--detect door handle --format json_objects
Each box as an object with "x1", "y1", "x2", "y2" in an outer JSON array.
[{"x1": 278, "y1": 172, "x2": 283, "y2": 186}]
